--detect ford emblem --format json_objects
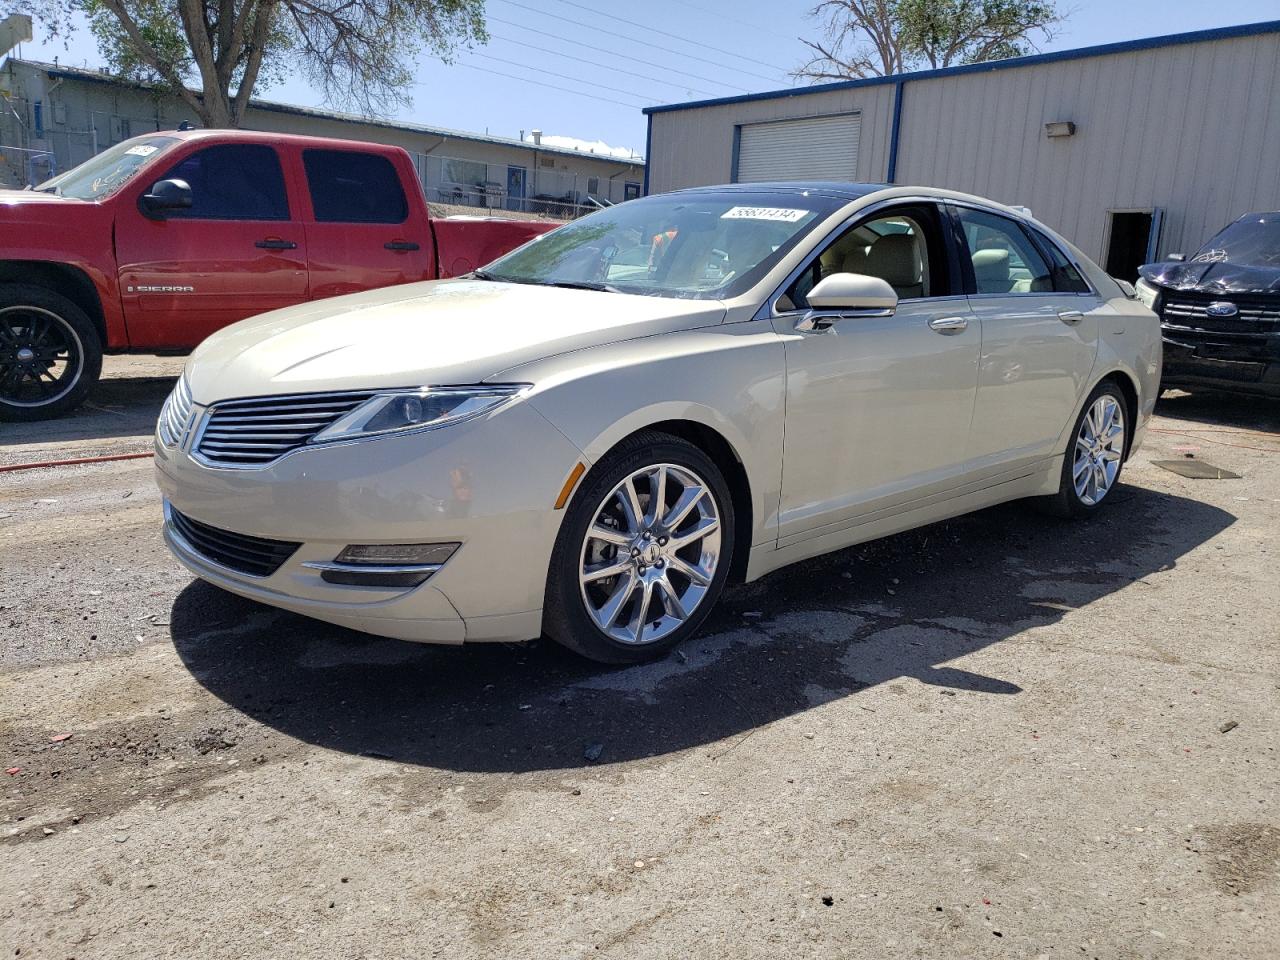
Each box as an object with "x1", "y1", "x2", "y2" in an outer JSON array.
[{"x1": 1206, "y1": 301, "x2": 1239, "y2": 318}]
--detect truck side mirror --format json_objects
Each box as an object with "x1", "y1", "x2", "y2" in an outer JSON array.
[{"x1": 140, "y1": 178, "x2": 193, "y2": 220}]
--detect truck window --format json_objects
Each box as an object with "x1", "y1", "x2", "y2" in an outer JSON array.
[
  {"x1": 160, "y1": 144, "x2": 290, "y2": 221},
  {"x1": 303, "y1": 149, "x2": 408, "y2": 224}
]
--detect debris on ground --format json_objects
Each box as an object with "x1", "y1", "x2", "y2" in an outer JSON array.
[
  {"x1": 583, "y1": 742, "x2": 605, "y2": 762},
  {"x1": 1220, "y1": 720, "x2": 1239, "y2": 734}
]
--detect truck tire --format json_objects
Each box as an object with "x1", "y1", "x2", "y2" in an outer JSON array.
[{"x1": 0, "y1": 284, "x2": 103, "y2": 422}]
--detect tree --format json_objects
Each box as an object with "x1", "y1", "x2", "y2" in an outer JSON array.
[
  {"x1": 795, "y1": 0, "x2": 1063, "y2": 82},
  {"x1": 3, "y1": 0, "x2": 486, "y2": 127}
]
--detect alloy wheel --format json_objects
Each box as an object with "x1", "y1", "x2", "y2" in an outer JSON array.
[
  {"x1": 578, "y1": 463, "x2": 722, "y2": 646},
  {"x1": 1073, "y1": 394, "x2": 1125, "y2": 506},
  {"x1": 0, "y1": 306, "x2": 84, "y2": 408}
]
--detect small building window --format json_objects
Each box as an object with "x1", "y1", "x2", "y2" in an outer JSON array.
[{"x1": 587, "y1": 176, "x2": 599, "y2": 195}]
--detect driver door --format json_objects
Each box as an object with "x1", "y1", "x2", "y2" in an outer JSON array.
[
  {"x1": 771, "y1": 202, "x2": 979, "y2": 544},
  {"x1": 116, "y1": 142, "x2": 309, "y2": 349}
]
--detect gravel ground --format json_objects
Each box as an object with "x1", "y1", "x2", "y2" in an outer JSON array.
[{"x1": 2, "y1": 358, "x2": 1278, "y2": 959}]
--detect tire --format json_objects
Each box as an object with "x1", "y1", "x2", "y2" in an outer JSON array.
[
  {"x1": 0, "y1": 284, "x2": 102, "y2": 422},
  {"x1": 1040, "y1": 379, "x2": 1130, "y2": 519},
  {"x1": 544, "y1": 430, "x2": 735, "y2": 664}
]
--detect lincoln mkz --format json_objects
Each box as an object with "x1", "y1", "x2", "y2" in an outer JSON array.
[{"x1": 156, "y1": 183, "x2": 1162, "y2": 663}]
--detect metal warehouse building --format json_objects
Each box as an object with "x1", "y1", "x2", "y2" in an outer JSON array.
[{"x1": 643, "y1": 20, "x2": 1280, "y2": 279}]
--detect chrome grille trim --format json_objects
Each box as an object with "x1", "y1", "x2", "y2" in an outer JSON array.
[
  {"x1": 194, "y1": 389, "x2": 378, "y2": 468},
  {"x1": 1160, "y1": 293, "x2": 1280, "y2": 335},
  {"x1": 158, "y1": 375, "x2": 194, "y2": 447}
]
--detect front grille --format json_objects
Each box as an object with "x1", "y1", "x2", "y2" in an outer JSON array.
[
  {"x1": 169, "y1": 508, "x2": 301, "y2": 577},
  {"x1": 1161, "y1": 292, "x2": 1280, "y2": 335},
  {"x1": 158, "y1": 375, "x2": 194, "y2": 447},
  {"x1": 195, "y1": 391, "x2": 376, "y2": 467}
]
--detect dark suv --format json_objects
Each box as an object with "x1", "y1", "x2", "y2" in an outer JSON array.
[{"x1": 1137, "y1": 213, "x2": 1280, "y2": 397}]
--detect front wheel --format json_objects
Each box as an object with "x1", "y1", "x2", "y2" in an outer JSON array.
[
  {"x1": 0, "y1": 284, "x2": 103, "y2": 421},
  {"x1": 1041, "y1": 379, "x2": 1129, "y2": 518},
  {"x1": 544, "y1": 431, "x2": 735, "y2": 664}
]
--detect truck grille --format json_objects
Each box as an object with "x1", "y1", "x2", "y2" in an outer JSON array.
[
  {"x1": 1161, "y1": 293, "x2": 1280, "y2": 335},
  {"x1": 195, "y1": 391, "x2": 376, "y2": 467},
  {"x1": 169, "y1": 507, "x2": 301, "y2": 577}
]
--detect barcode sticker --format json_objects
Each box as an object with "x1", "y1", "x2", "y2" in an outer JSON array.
[{"x1": 721, "y1": 206, "x2": 808, "y2": 223}]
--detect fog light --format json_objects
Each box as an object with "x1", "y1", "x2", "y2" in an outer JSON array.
[
  {"x1": 336, "y1": 543, "x2": 459, "y2": 565},
  {"x1": 305, "y1": 542, "x2": 460, "y2": 587}
]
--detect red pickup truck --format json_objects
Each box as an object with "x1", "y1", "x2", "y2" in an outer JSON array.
[{"x1": 0, "y1": 129, "x2": 556, "y2": 421}]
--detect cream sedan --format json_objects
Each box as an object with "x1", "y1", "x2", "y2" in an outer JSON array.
[{"x1": 155, "y1": 183, "x2": 1161, "y2": 663}]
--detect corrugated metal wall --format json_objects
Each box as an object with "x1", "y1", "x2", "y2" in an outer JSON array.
[
  {"x1": 646, "y1": 29, "x2": 1280, "y2": 262},
  {"x1": 646, "y1": 83, "x2": 896, "y2": 193}
]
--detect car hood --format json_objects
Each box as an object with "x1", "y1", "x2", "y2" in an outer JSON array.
[
  {"x1": 1139, "y1": 259, "x2": 1280, "y2": 295},
  {"x1": 187, "y1": 279, "x2": 727, "y2": 403},
  {"x1": 0, "y1": 189, "x2": 88, "y2": 205}
]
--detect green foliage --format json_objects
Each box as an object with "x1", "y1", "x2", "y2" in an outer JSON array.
[
  {"x1": 2, "y1": 0, "x2": 487, "y2": 126},
  {"x1": 796, "y1": 0, "x2": 1064, "y2": 81}
]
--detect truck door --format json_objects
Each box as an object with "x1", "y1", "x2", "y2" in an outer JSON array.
[
  {"x1": 299, "y1": 148, "x2": 435, "y2": 299},
  {"x1": 116, "y1": 142, "x2": 308, "y2": 349}
]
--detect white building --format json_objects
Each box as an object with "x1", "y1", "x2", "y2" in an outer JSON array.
[
  {"x1": 643, "y1": 20, "x2": 1280, "y2": 277},
  {"x1": 0, "y1": 57, "x2": 645, "y2": 218}
]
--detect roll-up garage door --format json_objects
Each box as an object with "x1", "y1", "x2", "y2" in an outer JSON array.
[{"x1": 736, "y1": 113, "x2": 861, "y2": 183}]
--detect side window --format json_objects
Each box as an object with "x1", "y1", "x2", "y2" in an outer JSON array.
[
  {"x1": 1031, "y1": 228, "x2": 1091, "y2": 292},
  {"x1": 782, "y1": 205, "x2": 947, "y2": 310},
  {"x1": 160, "y1": 144, "x2": 289, "y2": 220},
  {"x1": 957, "y1": 208, "x2": 1053, "y2": 294},
  {"x1": 303, "y1": 149, "x2": 408, "y2": 224}
]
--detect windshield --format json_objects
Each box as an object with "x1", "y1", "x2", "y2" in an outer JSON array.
[
  {"x1": 480, "y1": 190, "x2": 846, "y2": 299},
  {"x1": 1192, "y1": 214, "x2": 1280, "y2": 266},
  {"x1": 36, "y1": 135, "x2": 180, "y2": 200}
]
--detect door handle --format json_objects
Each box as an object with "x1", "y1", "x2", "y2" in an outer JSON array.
[
  {"x1": 928, "y1": 315, "x2": 968, "y2": 334},
  {"x1": 1059, "y1": 310, "x2": 1085, "y2": 323},
  {"x1": 384, "y1": 240, "x2": 421, "y2": 251},
  {"x1": 255, "y1": 238, "x2": 297, "y2": 250}
]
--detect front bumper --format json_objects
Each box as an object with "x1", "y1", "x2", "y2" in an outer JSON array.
[
  {"x1": 1161, "y1": 329, "x2": 1280, "y2": 397},
  {"x1": 155, "y1": 399, "x2": 585, "y2": 644}
]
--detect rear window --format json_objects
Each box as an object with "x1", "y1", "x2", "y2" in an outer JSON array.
[{"x1": 303, "y1": 149, "x2": 408, "y2": 224}]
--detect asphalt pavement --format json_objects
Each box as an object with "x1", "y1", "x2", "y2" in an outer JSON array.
[{"x1": 2, "y1": 358, "x2": 1277, "y2": 959}]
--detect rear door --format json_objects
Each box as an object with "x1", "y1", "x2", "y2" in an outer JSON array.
[
  {"x1": 300, "y1": 147, "x2": 435, "y2": 299},
  {"x1": 116, "y1": 141, "x2": 308, "y2": 349},
  {"x1": 951, "y1": 205, "x2": 1102, "y2": 472}
]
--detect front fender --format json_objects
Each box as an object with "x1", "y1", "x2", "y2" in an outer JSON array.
[{"x1": 510, "y1": 321, "x2": 787, "y2": 549}]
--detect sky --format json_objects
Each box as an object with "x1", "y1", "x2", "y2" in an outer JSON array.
[{"x1": 8, "y1": 0, "x2": 1280, "y2": 158}]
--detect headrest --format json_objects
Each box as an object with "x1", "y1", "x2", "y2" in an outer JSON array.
[
  {"x1": 972, "y1": 247, "x2": 1010, "y2": 284},
  {"x1": 863, "y1": 234, "x2": 919, "y2": 287}
]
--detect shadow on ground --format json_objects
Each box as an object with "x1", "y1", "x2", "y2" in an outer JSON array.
[
  {"x1": 172, "y1": 487, "x2": 1232, "y2": 773},
  {"x1": 1, "y1": 374, "x2": 176, "y2": 449},
  {"x1": 1156, "y1": 388, "x2": 1280, "y2": 433}
]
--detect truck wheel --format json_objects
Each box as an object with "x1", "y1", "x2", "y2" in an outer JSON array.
[{"x1": 0, "y1": 284, "x2": 103, "y2": 422}]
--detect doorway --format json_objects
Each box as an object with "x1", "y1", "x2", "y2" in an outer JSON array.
[
  {"x1": 1104, "y1": 209, "x2": 1163, "y2": 280},
  {"x1": 506, "y1": 165, "x2": 527, "y2": 212}
]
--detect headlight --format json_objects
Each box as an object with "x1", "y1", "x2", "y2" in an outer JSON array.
[
  {"x1": 1134, "y1": 278, "x2": 1159, "y2": 310},
  {"x1": 309, "y1": 385, "x2": 528, "y2": 443}
]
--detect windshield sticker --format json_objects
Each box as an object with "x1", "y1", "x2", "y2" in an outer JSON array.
[
  {"x1": 721, "y1": 206, "x2": 808, "y2": 223},
  {"x1": 124, "y1": 144, "x2": 160, "y2": 157}
]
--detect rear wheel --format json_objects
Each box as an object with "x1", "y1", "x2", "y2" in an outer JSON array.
[
  {"x1": 0, "y1": 284, "x2": 102, "y2": 421},
  {"x1": 1041, "y1": 379, "x2": 1128, "y2": 518},
  {"x1": 544, "y1": 431, "x2": 734, "y2": 664}
]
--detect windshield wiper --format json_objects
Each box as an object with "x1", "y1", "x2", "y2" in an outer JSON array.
[{"x1": 544, "y1": 280, "x2": 622, "y2": 294}]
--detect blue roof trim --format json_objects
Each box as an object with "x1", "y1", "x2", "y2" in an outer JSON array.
[{"x1": 642, "y1": 18, "x2": 1280, "y2": 115}]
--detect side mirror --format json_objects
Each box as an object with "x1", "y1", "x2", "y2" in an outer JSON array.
[
  {"x1": 139, "y1": 178, "x2": 193, "y2": 220},
  {"x1": 796, "y1": 272, "x2": 898, "y2": 331},
  {"x1": 1166, "y1": 253, "x2": 1185, "y2": 262}
]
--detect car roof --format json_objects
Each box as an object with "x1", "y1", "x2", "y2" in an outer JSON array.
[{"x1": 670, "y1": 181, "x2": 889, "y2": 201}]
